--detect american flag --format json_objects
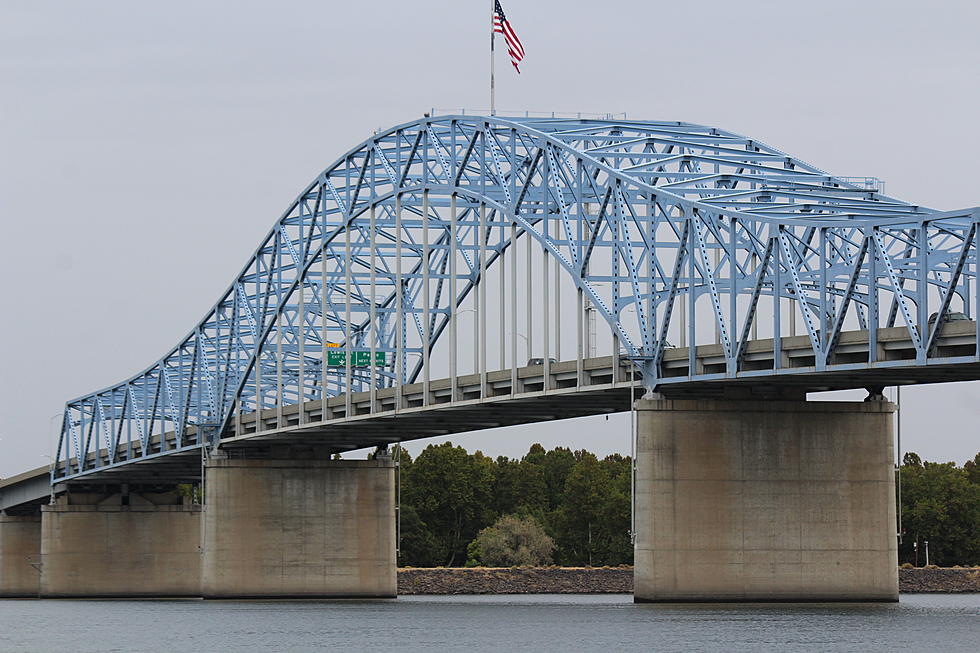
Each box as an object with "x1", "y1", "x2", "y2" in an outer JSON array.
[{"x1": 493, "y1": 1, "x2": 525, "y2": 73}]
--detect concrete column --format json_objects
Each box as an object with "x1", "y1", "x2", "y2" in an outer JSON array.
[
  {"x1": 634, "y1": 398, "x2": 898, "y2": 602},
  {"x1": 202, "y1": 456, "x2": 396, "y2": 599},
  {"x1": 0, "y1": 514, "x2": 41, "y2": 597},
  {"x1": 40, "y1": 492, "x2": 202, "y2": 598}
]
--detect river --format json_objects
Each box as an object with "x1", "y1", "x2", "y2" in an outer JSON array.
[{"x1": 0, "y1": 594, "x2": 977, "y2": 652}]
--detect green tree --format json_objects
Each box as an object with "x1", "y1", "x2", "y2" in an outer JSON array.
[
  {"x1": 541, "y1": 447, "x2": 577, "y2": 511},
  {"x1": 491, "y1": 456, "x2": 523, "y2": 517},
  {"x1": 466, "y1": 514, "x2": 555, "y2": 567},
  {"x1": 903, "y1": 452, "x2": 923, "y2": 467},
  {"x1": 598, "y1": 454, "x2": 634, "y2": 565},
  {"x1": 514, "y1": 457, "x2": 549, "y2": 516},
  {"x1": 401, "y1": 442, "x2": 495, "y2": 566},
  {"x1": 964, "y1": 453, "x2": 980, "y2": 486},
  {"x1": 553, "y1": 451, "x2": 608, "y2": 565},
  {"x1": 398, "y1": 505, "x2": 443, "y2": 567}
]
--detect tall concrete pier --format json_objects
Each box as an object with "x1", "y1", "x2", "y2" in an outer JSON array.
[
  {"x1": 202, "y1": 454, "x2": 396, "y2": 598},
  {"x1": 634, "y1": 398, "x2": 898, "y2": 602},
  {"x1": 0, "y1": 514, "x2": 41, "y2": 597},
  {"x1": 39, "y1": 491, "x2": 202, "y2": 598}
]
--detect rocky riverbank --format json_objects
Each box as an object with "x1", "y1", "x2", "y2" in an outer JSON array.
[
  {"x1": 398, "y1": 567, "x2": 633, "y2": 594},
  {"x1": 397, "y1": 567, "x2": 980, "y2": 594},
  {"x1": 900, "y1": 567, "x2": 980, "y2": 593}
]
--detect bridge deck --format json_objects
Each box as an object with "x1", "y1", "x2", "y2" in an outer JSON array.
[{"x1": 0, "y1": 465, "x2": 51, "y2": 514}]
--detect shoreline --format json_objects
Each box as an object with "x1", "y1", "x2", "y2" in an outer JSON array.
[{"x1": 398, "y1": 567, "x2": 980, "y2": 595}]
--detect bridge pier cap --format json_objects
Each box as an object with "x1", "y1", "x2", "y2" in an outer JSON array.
[{"x1": 48, "y1": 115, "x2": 975, "y2": 510}]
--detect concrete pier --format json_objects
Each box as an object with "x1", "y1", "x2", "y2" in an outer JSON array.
[
  {"x1": 634, "y1": 398, "x2": 898, "y2": 602},
  {"x1": 202, "y1": 455, "x2": 396, "y2": 598},
  {"x1": 0, "y1": 514, "x2": 41, "y2": 597},
  {"x1": 40, "y1": 492, "x2": 202, "y2": 598}
]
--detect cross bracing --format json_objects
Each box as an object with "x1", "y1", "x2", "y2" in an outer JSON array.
[{"x1": 55, "y1": 115, "x2": 979, "y2": 482}]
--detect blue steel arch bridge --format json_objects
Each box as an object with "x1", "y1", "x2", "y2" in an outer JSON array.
[{"x1": 50, "y1": 115, "x2": 979, "y2": 486}]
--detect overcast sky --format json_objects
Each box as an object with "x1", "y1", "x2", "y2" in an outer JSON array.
[{"x1": 1, "y1": 0, "x2": 977, "y2": 477}]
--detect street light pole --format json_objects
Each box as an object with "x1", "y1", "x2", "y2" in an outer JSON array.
[{"x1": 507, "y1": 331, "x2": 529, "y2": 361}]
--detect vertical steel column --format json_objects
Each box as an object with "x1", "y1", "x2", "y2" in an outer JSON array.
[
  {"x1": 611, "y1": 191, "x2": 621, "y2": 384},
  {"x1": 975, "y1": 217, "x2": 980, "y2": 358},
  {"x1": 500, "y1": 221, "x2": 506, "y2": 371},
  {"x1": 714, "y1": 245, "x2": 722, "y2": 345},
  {"x1": 526, "y1": 226, "x2": 533, "y2": 358},
  {"x1": 647, "y1": 198, "x2": 656, "y2": 357},
  {"x1": 543, "y1": 215, "x2": 551, "y2": 390},
  {"x1": 678, "y1": 220, "x2": 687, "y2": 352},
  {"x1": 581, "y1": 194, "x2": 590, "y2": 364},
  {"x1": 790, "y1": 238, "x2": 798, "y2": 339},
  {"x1": 868, "y1": 227, "x2": 879, "y2": 364},
  {"x1": 422, "y1": 190, "x2": 431, "y2": 406},
  {"x1": 773, "y1": 226, "x2": 783, "y2": 370},
  {"x1": 298, "y1": 274, "x2": 305, "y2": 424},
  {"x1": 975, "y1": 218, "x2": 979, "y2": 358},
  {"x1": 750, "y1": 251, "x2": 759, "y2": 341},
  {"x1": 369, "y1": 205, "x2": 378, "y2": 413},
  {"x1": 320, "y1": 249, "x2": 328, "y2": 419},
  {"x1": 819, "y1": 227, "x2": 828, "y2": 352},
  {"x1": 473, "y1": 215, "x2": 480, "y2": 376},
  {"x1": 395, "y1": 195, "x2": 404, "y2": 410},
  {"x1": 576, "y1": 287, "x2": 584, "y2": 385},
  {"x1": 916, "y1": 222, "x2": 928, "y2": 363},
  {"x1": 254, "y1": 344, "x2": 263, "y2": 429},
  {"x1": 510, "y1": 222, "x2": 518, "y2": 393},
  {"x1": 542, "y1": 144, "x2": 551, "y2": 389},
  {"x1": 345, "y1": 216, "x2": 353, "y2": 417},
  {"x1": 554, "y1": 255, "x2": 561, "y2": 361},
  {"x1": 687, "y1": 217, "x2": 696, "y2": 376},
  {"x1": 728, "y1": 219, "x2": 737, "y2": 362},
  {"x1": 276, "y1": 317, "x2": 283, "y2": 429},
  {"x1": 450, "y1": 195, "x2": 458, "y2": 401},
  {"x1": 480, "y1": 202, "x2": 488, "y2": 397}
]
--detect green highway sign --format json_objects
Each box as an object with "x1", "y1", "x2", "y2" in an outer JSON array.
[{"x1": 326, "y1": 350, "x2": 387, "y2": 367}]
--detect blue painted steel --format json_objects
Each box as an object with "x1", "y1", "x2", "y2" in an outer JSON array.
[{"x1": 54, "y1": 116, "x2": 979, "y2": 481}]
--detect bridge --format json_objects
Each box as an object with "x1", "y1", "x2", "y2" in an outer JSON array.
[{"x1": 2, "y1": 115, "x2": 977, "y2": 601}]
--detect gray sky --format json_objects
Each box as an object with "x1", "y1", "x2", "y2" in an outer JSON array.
[{"x1": 1, "y1": 0, "x2": 978, "y2": 477}]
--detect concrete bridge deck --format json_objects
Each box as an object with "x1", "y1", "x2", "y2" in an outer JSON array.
[{"x1": 0, "y1": 466, "x2": 50, "y2": 515}]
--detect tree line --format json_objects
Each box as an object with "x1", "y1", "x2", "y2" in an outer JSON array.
[
  {"x1": 394, "y1": 442, "x2": 980, "y2": 568},
  {"x1": 898, "y1": 452, "x2": 980, "y2": 566},
  {"x1": 397, "y1": 442, "x2": 631, "y2": 567}
]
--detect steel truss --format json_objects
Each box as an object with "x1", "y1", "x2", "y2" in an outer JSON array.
[{"x1": 55, "y1": 116, "x2": 979, "y2": 481}]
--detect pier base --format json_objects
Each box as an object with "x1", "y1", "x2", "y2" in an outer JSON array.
[
  {"x1": 0, "y1": 514, "x2": 41, "y2": 597},
  {"x1": 634, "y1": 398, "x2": 898, "y2": 602},
  {"x1": 39, "y1": 492, "x2": 201, "y2": 598},
  {"x1": 202, "y1": 455, "x2": 396, "y2": 598}
]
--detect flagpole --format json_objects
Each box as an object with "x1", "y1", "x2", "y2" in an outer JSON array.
[{"x1": 490, "y1": 0, "x2": 496, "y2": 115}]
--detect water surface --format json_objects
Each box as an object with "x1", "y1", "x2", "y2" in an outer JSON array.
[{"x1": 1, "y1": 594, "x2": 976, "y2": 652}]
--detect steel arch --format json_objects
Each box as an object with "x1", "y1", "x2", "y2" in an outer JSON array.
[{"x1": 55, "y1": 115, "x2": 979, "y2": 482}]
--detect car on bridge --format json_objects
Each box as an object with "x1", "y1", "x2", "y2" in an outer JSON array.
[
  {"x1": 526, "y1": 357, "x2": 558, "y2": 366},
  {"x1": 928, "y1": 311, "x2": 970, "y2": 325}
]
